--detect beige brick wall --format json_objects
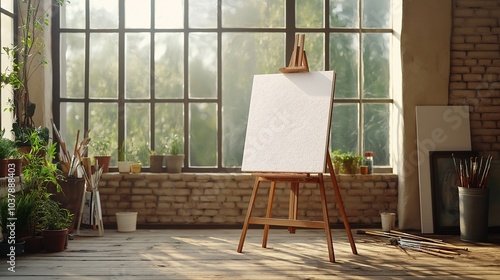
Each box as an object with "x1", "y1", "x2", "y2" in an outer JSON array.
[
  {"x1": 97, "y1": 173, "x2": 398, "y2": 227},
  {"x1": 450, "y1": 0, "x2": 500, "y2": 158}
]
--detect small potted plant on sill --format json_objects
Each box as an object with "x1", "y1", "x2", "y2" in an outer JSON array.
[
  {"x1": 337, "y1": 151, "x2": 363, "y2": 174},
  {"x1": 149, "y1": 149, "x2": 165, "y2": 173},
  {"x1": 91, "y1": 137, "x2": 111, "y2": 173},
  {"x1": 165, "y1": 132, "x2": 184, "y2": 173},
  {"x1": 117, "y1": 141, "x2": 131, "y2": 173}
]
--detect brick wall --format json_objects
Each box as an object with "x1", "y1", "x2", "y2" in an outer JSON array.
[
  {"x1": 450, "y1": 0, "x2": 500, "y2": 158},
  {"x1": 96, "y1": 173, "x2": 397, "y2": 228}
]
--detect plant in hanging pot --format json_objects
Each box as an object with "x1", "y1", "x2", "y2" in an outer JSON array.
[
  {"x1": 452, "y1": 154, "x2": 493, "y2": 242},
  {"x1": 164, "y1": 132, "x2": 184, "y2": 173},
  {"x1": 39, "y1": 198, "x2": 73, "y2": 252},
  {"x1": 91, "y1": 138, "x2": 111, "y2": 173}
]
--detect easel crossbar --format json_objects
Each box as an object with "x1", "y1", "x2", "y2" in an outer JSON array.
[{"x1": 248, "y1": 217, "x2": 326, "y2": 229}]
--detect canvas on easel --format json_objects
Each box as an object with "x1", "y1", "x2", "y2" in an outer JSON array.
[{"x1": 241, "y1": 71, "x2": 335, "y2": 173}]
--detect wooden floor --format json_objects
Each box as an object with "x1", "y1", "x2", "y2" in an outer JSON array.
[{"x1": 2, "y1": 228, "x2": 500, "y2": 279}]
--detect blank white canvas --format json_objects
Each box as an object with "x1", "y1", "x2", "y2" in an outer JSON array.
[
  {"x1": 241, "y1": 71, "x2": 335, "y2": 173},
  {"x1": 416, "y1": 106, "x2": 471, "y2": 233}
]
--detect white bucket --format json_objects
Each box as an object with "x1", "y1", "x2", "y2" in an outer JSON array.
[
  {"x1": 116, "y1": 212, "x2": 138, "y2": 232},
  {"x1": 381, "y1": 212, "x2": 396, "y2": 232}
]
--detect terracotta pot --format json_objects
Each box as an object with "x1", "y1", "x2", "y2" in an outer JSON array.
[
  {"x1": 94, "y1": 156, "x2": 111, "y2": 173},
  {"x1": 42, "y1": 229, "x2": 68, "y2": 252},
  {"x1": 0, "y1": 159, "x2": 8, "y2": 177},
  {"x1": 8, "y1": 158, "x2": 23, "y2": 176},
  {"x1": 48, "y1": 179, "x2": 86, "y2": 234}
]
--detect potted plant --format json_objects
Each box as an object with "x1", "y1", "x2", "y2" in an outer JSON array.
[
  {"x1": 337, "y1": 152, "x2": 363, "y2": 174},
  {"x1": 0, "y1": 135, "x2": 16, "y2": 177},
  {"x1": 91, "y1": 138, "x2": 111, "y2": 173},
  {"x1": 0, "y1": 191, "x2": 37, "y2": 257},
  {"x1": 330, "y1": 150, "x2": 342, "y2": 174},
  {"x1": 19, "y1": 131, "x2": 65, "y2": 252},
  {"x1": 117, "y1": 141, "x2": 130, "y2": 173},
  {"x1": 165, "y1": 132, "x2": 184, "y2": 173},
  {"x1": 149, "y1": 149, "x2": 165, "y2": 173},
  {"x1": 39, "y1": 198, "x2": 73, "y2": 252},
  {"x1": 453, "y1": 154, "x2": 492, "y2": 242}
]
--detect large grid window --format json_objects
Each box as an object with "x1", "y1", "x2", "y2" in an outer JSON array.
[{"x1": 53, "y1": 0, "x2": 393, "y2": 172}]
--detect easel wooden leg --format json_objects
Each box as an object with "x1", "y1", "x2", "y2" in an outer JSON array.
[
  {"x1": 237, "y1": 178, "x2": 261, "y2": 253},
  {"x1": 288, "y1": 182, "x2": 299, "y2": 234},
  {"x1": 327, "y1": 153, "x2": 358, "y2": 255},
  {"x1": 319, "y1": 174, "x2": 335, "y2": 262},
  {"x1": 262, "y1": 181, "x2": 276, "y2": 248}
]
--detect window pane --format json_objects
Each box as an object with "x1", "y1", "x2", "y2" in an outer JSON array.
[
  {"x1": 90, "y1": 0, "x2": 118, "y2": 29},
  {"x1": 1, "y1": 0, "x2": 13, "y2": 12},
  {"x1": 190, "y1": 0, "x2": 217, "y2": 28},
  {"x1": 362, "y1": 0, "x2": 391, "y2": 28},
  {"x1": 89, "y1": 34, "x2": 119, "y2": 99},
  {"x1": 330, "y1": 104, "x2": 359, "y2": 153},
  {"x1": 126, "y1": 103, "x2": 151, "y2": 164},
  {"x1": 303, "y1": 33, "x2": 324, "y2": 72},
  {"x1": 189, "y1": 33, "x2": 217, "y2": 98},
  {"x1": 330, "y1": 33, "x2": 358, "y2": 98},
  {"x1": 222, "y1": 0, "x2": 285, "y2": 28},
  {"x1": 221, "y1": 32, "x2": 284, "y2": 167},
  {"x1": 296, "y1": 0, "x2": 324, "y2": 28},
  {"x1": 61, "y1": 0, "x2": 85, "y2": 28},
  {"x1": 156, "y1": 0, "x2": 183, "y2": 28},
  {"x1": 125, "y1": 33, "x2": 151, "y2": 99},
  {"x1": 363, "y1": 103, "x2": 390, "y2": 165},
  {"x1": 363, "y1": 34, "x2": 390, "y2": 98},
  {"x1": 60, "y1": 33, "x2": 85, "y2": 98},
  {"x1": 190, "y1": 103, "x2": 217, "y2": 167},
  {"x1": 89, "y1": 103, "x2": 118, "y2": 164},
  {"x1": 155, "y1": 103, "x2": 184, "y2": 153},
  {"x1": 60, "y1": 103, "x2": 85, "y2": 158},
  {"x1": 330, "y1": 0, "x2": 359, "y2": 28},
  {"x1": 155, "y1": 33, "x2": 184, "y2": 99},
  {"x1": 125, "y1": 0, "x2": 150, "y2": 28}
]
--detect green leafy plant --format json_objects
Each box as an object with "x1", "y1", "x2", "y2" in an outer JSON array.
[
  {"x1": 166, "y1": 132, "x2": 184, "y2": 156},
  {"x1": 0, "y1": 190, "x2": 38, "y2": 243},
  {"x1": 1, "y1": 0, "x2": 69, "y2": 132},
  {"x1": 332, "y1": 151, "x2": 364, "y2": 174},
  {"x1": 22, "y1": 131, "x2": 63, "y2": 193},
  {"x1": 0, "y1": 137, "x2": 16, "y2": 160},
  {"x1": 39, "y1": 198, "x2": 73, "y2": 230},
  {"x1": 117, "y1": 141, "x2": 126, "y2": 161},
  {"x1": 91, "y1": 138, "x2": 111, "y2": 156}
]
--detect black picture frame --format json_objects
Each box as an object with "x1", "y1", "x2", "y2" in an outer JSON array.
[{"x1": 429, "y1": 150, "x2": 477, "y2": 234}]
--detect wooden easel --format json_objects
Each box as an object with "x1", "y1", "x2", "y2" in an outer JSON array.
[
  {"x1": 237, "y1": 34, "x2": 357, "y2": 263},
  {"x1": 279, "y1": 34, "x2": 309, "y2": 73}
]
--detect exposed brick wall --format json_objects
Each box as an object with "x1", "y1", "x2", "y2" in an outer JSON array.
[
  {"x1": 450, "y1": 0, "x2": 500, "y2": 158},
  {"x1": 96, "y1": 173, "x2": 397, "y2": 228}
]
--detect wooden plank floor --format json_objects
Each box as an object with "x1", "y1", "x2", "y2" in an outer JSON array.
[{"x1": 1, "y1": 228, "x2": 500, "y2": 279}]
